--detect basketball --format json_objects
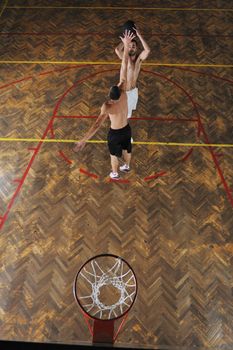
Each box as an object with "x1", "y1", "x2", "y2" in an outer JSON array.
[{"x1": 123, "y1": 20, "x2": 137, "y2": 36}]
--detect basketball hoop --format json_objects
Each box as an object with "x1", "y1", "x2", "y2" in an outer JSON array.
[{"x1": 73, "y1": 254, "x2": 137, "y2": 344}]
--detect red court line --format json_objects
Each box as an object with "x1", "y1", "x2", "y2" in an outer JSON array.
[
  {"x1": 197, "y1": 120, "x2": 202, "y2": 137},
  {"x1": 142, "y1": 69, "x2": 201, "y2": 117},
  {"x1": 50, "y1": 128, "x2": 55, "y2": 138},
  {"x1": 152, "y1": 33, "x2": 233, "y2": 38},
  {"x1": 172, "y1": 66, "x2": 233, "y2": 85},
  {"x1": 0, "y1": 121, "x2": 55, "y2": 229},
  {"x1": 0, "y1": 76, "x2": 33, "y2": 90},
  {"x1": 0, "y1": 65, "x2": 89, "y2": 91},
  {"x1": 52, "y1": 68, "x2": 119, "y2": 115},
  {"x1": 114, "y1": 313, "x2": 129, "y2": 342},
  {"x1": 12, "y1": 179, "x2": 21, "y2": 183},
  {"x1": 144, "y1": 171, "x2": 167, "y2": 181},
  {"x1": 133, "y1": 117, "x2": 197, "y2": 122},
  {"x1": 80, "y1": 168, "x2": 98, "y2": 179},
  {"x1": 1, "y1": 62, "x2": 233, "y2": 94},
  {"x1": 198, "y1": 119, "x2": 233, "y2": 207},
  {"x1": 56, "y1": 115, "x2": 97, "y2": 119},
  {"x1": 58, "y1": 150, "x2": 73, "y2": 165},
  {"x1": 142, "y1": 69, "x2": 233, "y2": 207},
  {"x1": 109, "y1": 178, "x2": 130, "y2": 184},
  {"x1": 181, "y1": 148, "x2": 193, "y2": 161},
  {"x1": 55, "y1": 115, "x2": 197, "y2": 122},
  {"x1": 38, "y1": 65, "x2": 86, "y2": 76},
  {"x1": 83, "y1": 313, "x2": 94, "y2": 337},
  {"x1": 1, "y1": 31, "x2": 233, "y2": 38},
  {"x1": 168, "y1": 72, "x2": 232, "y2": 208}
]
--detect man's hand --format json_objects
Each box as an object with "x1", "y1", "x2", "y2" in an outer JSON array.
[
  {"x1": 133, "y1": 26, "x2": 141, "y2": 38},
  {"x1": 120, "y1": 30, "x2": 135, "y2": 47},
  {"x1": 133, "y1": 26, "x2": 150, "y2": 61},
  {"x1": 73, "y1": 140, "x2": 86, "y2": 152}
]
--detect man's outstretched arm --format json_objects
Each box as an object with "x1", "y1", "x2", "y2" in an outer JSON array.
[
  {"x1": 73, "y1": 105, "x2": 108, "y2": 152},
  {"x1": 115, "y1": 42, "x2": 124, "y2": 59},
  {"x1": 134, "y1": 27, "x2": 150, "y2": 61}
]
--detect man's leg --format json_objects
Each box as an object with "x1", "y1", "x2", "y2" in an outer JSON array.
[
  {"x1": 120, "y1": 150, "x2": 131, "y2": 173},
  {"x1": 132, "y1": 87, "x2": 139, "y2": 112},
  {"x1": 127, "y1": 88, "x2": 138, "y2": 118},
  {"x1": 108, "y1": 130, "x2": 120, "y2": 179},
  {"x1": 110, "y1": 155, "x2": 119, "y2": 173},
  {"x1": 120, "y1": 126, "x2": 132, "y2": 173},
  {"x1": 126, "y1": 90, "x2": 133, "y2": 119},
  {"x1": 122, "y1": 150, "x2": 131, "y2": 167}
]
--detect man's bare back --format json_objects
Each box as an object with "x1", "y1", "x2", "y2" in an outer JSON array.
[{"x1": 104, "y1": 92, "x2": 128, "y2": 130}]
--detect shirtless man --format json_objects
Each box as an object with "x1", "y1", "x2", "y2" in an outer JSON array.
[
  {"x1": 74, "y1": 30, "x2": 135, "y2": 180},
  {"x1": 115, "y1": 26, "x2": 150, "y2": 118}
]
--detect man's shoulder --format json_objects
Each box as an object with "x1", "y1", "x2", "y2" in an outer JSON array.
[
  {"x1": 101, "y1": 102, "x2": 110, "y2": 112},
  {"x1": 129, "y1": 55, "x2": 142, "y2": 68},
  {"x1": 135, "y1": 54, "x2": 143, "y2": 65}
]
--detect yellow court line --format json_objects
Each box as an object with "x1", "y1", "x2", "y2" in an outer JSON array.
[
  {"x1": 0, "y1": 138, "x2": 233, "y2": 148},
  {"x1": 0, "y1": 60, "x2": 233, "y2": 68},
  {"x1": 0, "y1": 0, "x2": 8, "y2": 18},
  {"x1": 6, "y1": 6, "x2": 233, "y2": 12}
]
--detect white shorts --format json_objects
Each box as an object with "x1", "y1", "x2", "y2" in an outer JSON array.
[{"x1": 126, "y1": 87, "x2": 138, "y2": 118}]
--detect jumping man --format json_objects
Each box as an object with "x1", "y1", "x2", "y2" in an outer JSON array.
[{"x1": 115, "y1": 26, "x2": 150, "y2": 118}]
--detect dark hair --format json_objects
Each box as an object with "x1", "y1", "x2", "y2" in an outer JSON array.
[
  {"x1": 131, "y1": 39, "x2": 137, "y2": 45},
  {"x1": 109, "y1": 85, "x2": 121, "y2": 100}
]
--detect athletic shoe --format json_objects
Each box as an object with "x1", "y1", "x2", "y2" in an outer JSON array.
[
  {"x1": 110, "y1": 172, "x2": 120, "y2": 180},
  {"x1": 119, "y1": 164, "x2": 130, "y2": 173}
]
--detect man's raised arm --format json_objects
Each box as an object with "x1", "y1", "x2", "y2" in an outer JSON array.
[
  {"x1": 134, "y1": 26, "x2": 150, "y2": 61},
  {"x1": 119, "y1": 30, "x2": 135, "y2": 90},
  {"x1": 115, "y1": 42, "x2": 124, "y2": 60}
]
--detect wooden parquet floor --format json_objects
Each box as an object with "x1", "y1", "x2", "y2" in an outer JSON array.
[{"x1": 0, "y1": 0, "x2": 232, "y2": 349}]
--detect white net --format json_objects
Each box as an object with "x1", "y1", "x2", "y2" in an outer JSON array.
[{"x1": 76, "y1": 256, "x2": 137, "y2": 320}]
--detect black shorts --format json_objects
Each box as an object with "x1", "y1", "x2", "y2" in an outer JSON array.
[{"x1": 107, "y1": 124, "x2": 132, "y2": 157}]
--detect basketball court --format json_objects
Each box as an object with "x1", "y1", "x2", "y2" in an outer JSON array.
[{"x1": 0, "y1": 0, "x2": 233, "y2": 348}]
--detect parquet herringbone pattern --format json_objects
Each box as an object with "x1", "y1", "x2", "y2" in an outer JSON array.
[{"x1": 0, "y1": 0, "x2": 233, "y2": 349}]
